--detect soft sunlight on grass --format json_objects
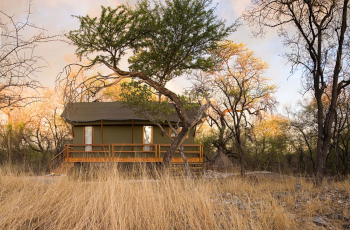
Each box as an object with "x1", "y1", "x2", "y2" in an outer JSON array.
[{"x1": 0, "y1": 166, "x2": 349, "y2": 229}]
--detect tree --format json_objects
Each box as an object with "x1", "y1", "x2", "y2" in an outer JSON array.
[
  {"x1": 58, "y1": 0, "x2": 235, "y2": 168},
  {"x1": 249, "y1": 114, "x2": 290, "y2": 172},
  {"x1": 0, "y1": 118, "x2": 29, "y2": 166},
  {"x1": 193, "y1": 41, "x2": 277, "y2": 176},
  {"x1": 24, "y1": 90, "x2": 72, "y2": 164},
  {"x1": 244, "y1": 0, "x2": 350, "y2": 185},
  {"x1": 0, "y1": 1, "x2": 58, "y2": 109},
  {"x1": 0, "y1": 90, "x2": 71, "y2": 170},
  {"x1": 286, "y1": 99, "x2": 319, "y2": 174},
  {"x1": 329, "y1": 88, "x2": 350, "y2": 177},
  {"x1": 101, "y1": 79, "x2": 131, "y2": 101}
]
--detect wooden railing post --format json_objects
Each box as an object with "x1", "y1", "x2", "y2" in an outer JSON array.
[
  {"x1": 158, "y1": 144, "x2": 160, "y2": 161},
  {"x1": 201, "y1": 145, "x2": 203, "y2": 161},
  {"x1": 112, "y1": 144, "x2": 115, "y2": 158},
  {"x1": 158, "y1": 144, "x2": 162, "y2": 161},
  {"x1": 59, "y1": 154, "x2": 62, "y2": 167},
  {"x1": 155, "y1": 145, "x2": 157, "y2": 161}
]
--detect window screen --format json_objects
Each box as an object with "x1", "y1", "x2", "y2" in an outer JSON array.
[
  {"x1": 143, "y1": 126, "x2": 152, "y2": 151},
  {"x1": 85, "y1": 126, "x2": 93, "y2": 151}
]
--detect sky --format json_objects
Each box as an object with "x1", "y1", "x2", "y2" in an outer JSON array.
[{"x1": 0, "y1": 0, "x2": 306, "y2": 113}]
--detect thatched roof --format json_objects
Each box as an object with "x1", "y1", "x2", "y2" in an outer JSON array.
[{"x1": 61, "y1": 101, "x2": 203, "y2": 124}]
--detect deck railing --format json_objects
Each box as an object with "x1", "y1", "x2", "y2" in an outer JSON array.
[
  {"x1": 112, "y1": 144, "x2": 158, "y2": 162},
  {"x1": 50, "y1": 149, "x2": 66, "y2": 173},
  {"x1": 66, "y1": 144, "x2": 110, "y2": 162},
  {"x1": 51, "y1": 143, "x2": 203, "y2": 172}
]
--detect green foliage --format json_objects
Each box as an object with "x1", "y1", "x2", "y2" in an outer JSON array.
[
  {"x1": 120, "y1": 81, "x2": 175, "y2": 123},
  {"x1": 68, "y1": 1, "x2": 153, "y2": 66},
  {"x1": 195, "y1": 129, "x2": 227, "y2": 160},
  {"x1": 68, "y1": 0, "x2": 235, "y2": 83},
  {"x1": 120, "y1": 80, "x2": 201, "y2": 126},
  {"x1": 128, "y1": 0, "x2": 235, "y2": 83}
]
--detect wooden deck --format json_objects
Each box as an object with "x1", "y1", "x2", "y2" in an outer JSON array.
[{"x1": 50, "y1": 144, "x2": 203, "y2": 173}]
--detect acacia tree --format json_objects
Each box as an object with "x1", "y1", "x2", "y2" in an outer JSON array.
[
  {"x1": 58, "y1": 0, "x2": 234, "y2": 167},
  {"x1": 244, "y1": 0, "x2": 350, "y2": 185},
  {"x1": 194, "y1": 41, "x2": 277, "y2": 176}
]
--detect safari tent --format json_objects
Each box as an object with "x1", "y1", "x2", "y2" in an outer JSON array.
[{"x1": 50, "y1": 101, "x2": 204, "y2": 173}]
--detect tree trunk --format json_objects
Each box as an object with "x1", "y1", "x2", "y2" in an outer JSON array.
[
  {"x1": 315, "y1": 143, "x2": 331, "y2": 185},
  {"x1": 239, "y1": 146, "x2": 245, "y2": 177},
  {"x1": 315, "y1": 91, "x2": 337, "y2": 185},
  {"x1": 7, "y1": 129, "x2": 11, "y2": 165},
  {"x1": 179, "y1": 145, "x2": 192, "y2": 178},
  {"x1": 162, "y1": 126, "x2": 189, "y2": 168},
  {"x1": 236, "y1": 134, "x2": 245, "y2": 177}
]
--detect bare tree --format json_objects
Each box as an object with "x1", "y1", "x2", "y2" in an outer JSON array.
[
  {"x1": 0, "y1": 91, "x2": 71, "y2": 168},
  {"x1": 331, "y1": 88, "x2": 350, "y2": 177},
  {"x1": 244, "y1": 0, "x2": 350, "y2": 185},
  {"x1": 0, "y1": 1, "x2": 58, "y2": 109}
]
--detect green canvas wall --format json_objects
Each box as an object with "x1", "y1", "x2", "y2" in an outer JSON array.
[{"x1": 73, "y1": 125, "x2": 196, "y2": 145}]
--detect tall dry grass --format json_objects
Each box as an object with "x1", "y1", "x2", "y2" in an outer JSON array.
[{"x1": 0, "y1": 165, "x2": 349, "y2": 229}]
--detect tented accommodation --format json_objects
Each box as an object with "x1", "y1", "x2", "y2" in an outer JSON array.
[{"x1": 50, "y1": 101, "x2": 204, "y2": 173}]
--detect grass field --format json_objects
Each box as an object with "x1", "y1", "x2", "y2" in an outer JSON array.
[{"x1": 0, "y1": 166, "x2": 349, "y2": 229}]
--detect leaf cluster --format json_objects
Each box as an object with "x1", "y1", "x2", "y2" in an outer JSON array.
[
  {"x1": 67, "y1": 0, "x2": 235, "y2": 85},
  {"x1": 120, "y1": 81, "x2": 175, "y2": 123},
  {"x1": 129, "y1": 0, "x2": 235, "y2": 83},
  {"x1": 67, "y1": 1, "x2": 153, "y2": 68}
]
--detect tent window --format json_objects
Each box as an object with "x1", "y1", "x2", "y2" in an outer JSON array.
[
  {"x1": 85, "y1": 126, "x2": 93, "y2": 151},
  {"x1": 143, "y1": 126, "x2": 153, "y2": 151}
]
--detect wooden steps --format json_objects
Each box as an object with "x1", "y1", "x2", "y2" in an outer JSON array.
[{"x1": 53, "y1": 162, "x2": 75, "y2": 175}]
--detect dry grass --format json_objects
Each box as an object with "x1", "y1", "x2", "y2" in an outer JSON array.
[{"x1": 0, "y1": 166, "x2": 349, "y2": 230}]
